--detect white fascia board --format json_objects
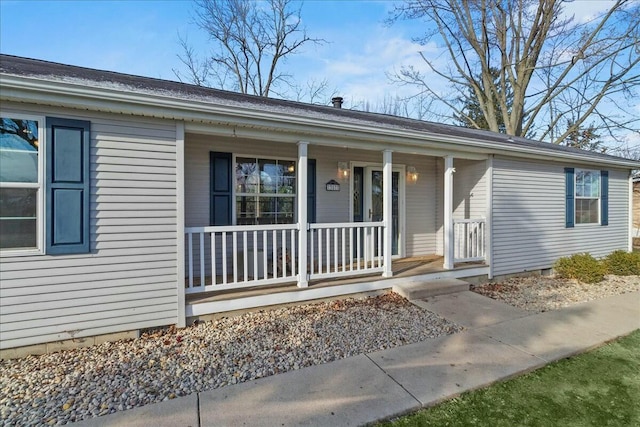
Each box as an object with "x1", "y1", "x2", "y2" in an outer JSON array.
[{"x1": 2, "y1": 74, "x2": 639, "y2": 169}]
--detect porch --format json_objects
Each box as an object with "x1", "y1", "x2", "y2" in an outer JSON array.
[
  {"x1": 181, "y1": 131, "x2": 492, "y2": 317},
  {"x1": 186, "y1": 255, "x2": 489, "y2": 318}
]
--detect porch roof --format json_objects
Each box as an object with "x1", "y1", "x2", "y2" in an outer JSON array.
[{"x1": 1, "y1": 54, "x2": 638, "y2": 169}]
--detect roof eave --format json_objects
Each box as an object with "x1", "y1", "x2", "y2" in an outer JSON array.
[{"x1": 2, "y1": 74, "x2": 639, "y2": 169}]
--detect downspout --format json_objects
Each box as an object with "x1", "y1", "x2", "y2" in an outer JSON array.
[
  {"x1": 630, "y1": 171, "x2": 634, "y2": 253},
  {"x1": 486, "y1": 155, "x2": 494, "y2": 279}
]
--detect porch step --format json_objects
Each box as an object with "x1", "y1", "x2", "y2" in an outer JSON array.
[{"x1": 392, "y1": 278, "x2": 470, "y2": 300}]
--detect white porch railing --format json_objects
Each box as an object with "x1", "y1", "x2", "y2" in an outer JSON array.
[
  {"x1": 309, "y1": 221, "x2": 385, "y2": 280},
  {"x1": 453, "y1": 218, "x2": 486, "y2": 263},
  {"x1": 185, "y1": 221, "x2": 387, "y2": 294},
  {"x1": 185, "y1": 224, "x2": 299, "y2": 293}
]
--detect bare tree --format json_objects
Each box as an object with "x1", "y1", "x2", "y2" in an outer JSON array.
[
  {"x1": 290, "y1": 78, "x2": 338, "y2": 104},
  {"x1": 174, "y1": 0, "x2": 322, "y2": 98},
  {"x1": 350, "y1": 93, "x2": 437, "y2": 120},
  {"x1": 389, "y1": 0, "x2": 640, "y2": 144}
]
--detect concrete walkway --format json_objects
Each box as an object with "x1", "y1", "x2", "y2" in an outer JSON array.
[{"x1": 74, "y1": 290, "x2": 640, "y2": 427}]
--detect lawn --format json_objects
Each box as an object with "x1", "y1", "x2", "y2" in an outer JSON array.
[{"x1": 380, "y1": 329, "x2": 640, "y2": 427}]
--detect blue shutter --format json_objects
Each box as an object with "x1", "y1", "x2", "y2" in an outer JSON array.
[
  {"x1": 210, "y1": 152, "x2": 232, "y2": 225},
  {"x1": 307, "y1": 159, "x2": 316, "y2": 223},
  {"x1": 46, "y1": 118, "x2": 90, "y2": 254},
  {"x1": 565, "y1": 167, "x2": 575, "y2": 228},
  {"x1": 601, "y1": 170, "x2": 608, "y2": 226}
]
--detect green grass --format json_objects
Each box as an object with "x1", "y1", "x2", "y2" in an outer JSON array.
[{"x1": 380, "y1": 330, "x2": 640, "y2": 427}]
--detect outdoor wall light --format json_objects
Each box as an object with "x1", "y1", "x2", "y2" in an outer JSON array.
[
  {"x1": 337, "y1": 162, "x2": 349, "y2": 179},
  {"x1": 407, "y1": 166, "x2": 419, "y2": 183}
]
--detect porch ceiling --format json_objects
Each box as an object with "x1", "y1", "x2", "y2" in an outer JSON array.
[{"x1": 184, "y1": 126, "x2": 489, "y2": 161}]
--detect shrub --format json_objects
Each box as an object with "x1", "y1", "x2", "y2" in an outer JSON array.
[
  {"x1": 604, "y1": 250, "x2": 640, "y2": 276},
  {"x1": 554, "y1": 253, "x2": 606, "y2": 283}
]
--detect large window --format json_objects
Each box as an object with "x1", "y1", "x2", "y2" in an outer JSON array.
[
  {"x1": 0, "y1": 115, "x2": 42, "y2": 250},
  {"x1": 235, "y1": 157, "x2": 296, "y2": 225},
  {"x1": 575, "y1": 169, "x2": 600, "y2": 224}
]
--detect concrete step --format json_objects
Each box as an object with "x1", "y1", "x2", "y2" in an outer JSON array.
[{"x1": 392, "y1": 278, "x2": 470, "y2": 300}]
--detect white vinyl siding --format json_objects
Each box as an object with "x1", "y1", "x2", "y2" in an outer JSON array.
[
  {"x1": 0, "y1": 104, "x2": 178, "y2": 349},
  {"x1": 492, "y1": 157, "x2": 628, "y2": 276}
]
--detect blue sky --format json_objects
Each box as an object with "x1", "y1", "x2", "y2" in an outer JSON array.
[
  {"x1": 1, "y1": 0, "x2": 636, "y2": 151},
  {"x1": 0, "y1": 0, "x2": 619, "y2": 103},
  {"x1": 0, "y1": 0, "x2": 429, "y2": 106}
]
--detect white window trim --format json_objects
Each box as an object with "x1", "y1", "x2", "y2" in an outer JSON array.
[
  {"x1": 233, "y1": 154, "x2": 298, "y2": 225},
  {"x1": 0, "y1": 112, "x2": 46, "y2": 257},
  {"x1": 574, "y1": 168, "x2": 601, "y2": 226}
]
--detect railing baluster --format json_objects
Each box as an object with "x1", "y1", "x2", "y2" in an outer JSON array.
[
  {"x1": 211, "y1": 232, "x2": 216, "y2": 286},
  {"x1": 272, "y1": 230, "x2": 277, "y2": 278},
  {"x1": 290, "y1": 229, "x2": 296, "y2": 277},
  {"x1": 341, "y1": 227, "x2": 346, "y2": 272},
  {"x1": 356, "y1": 226, "x2": 361, "y2": 270},
  {"x1": 222, "y1": 231, "x2": 227, "y2": 284},
  {"x1": 318, "y1": 229, "x2": 323, "y2": 275},
  {"x1": 187, "y1": 232, "x2": 193, "y2": 288},
  {"x1": 253, "y1": 230, "x2": 258, "y2": 281},
  {"x1": 333, "y1": 228, "x2": 338, "y2": 273},
  {"x1": 310, "y1": 229, "x2": 315, "y2": 276},
  {"x1": 377, "y1": 225, "x2": 382, "y2": 268},
  {"x1": 326, "y1": 228, "x2": 330, "y2": 274},
  {"x1": 282, "y1": 229, "x2": 287, "y2": 278},
  {"x1": 348, "y1": 226, "x2": 354, "y2": 271},
  {"x1": 369, "y1": 226, "x2": 374, "y2": 270},
  {"x1": 263, "y1": 230, "x2": 268, "y2": 280},
  {"x1": 199, "y1": 232, "x2": 205, "y2": 287},
  {"x1": 233, "y1": 231, "x2": 238, "y2": 283},
  {"x1": 243, "y1": 231, "x2": 248, "y2": 282}
]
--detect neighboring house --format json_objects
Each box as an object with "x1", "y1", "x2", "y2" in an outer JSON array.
[{"x1": 1, "y1": 54, "x2": 638, "y2": 354}]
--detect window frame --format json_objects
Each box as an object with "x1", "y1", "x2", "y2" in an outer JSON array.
[
  {"x1": 233, "y1": 154, "x2": 297, "y2": 225},
  {"x1": 0, "y1": 112, "x2": 46, "y2": 256},
  {"x1": 574, "y1": 168, "x2": 601, "y2": 226}
]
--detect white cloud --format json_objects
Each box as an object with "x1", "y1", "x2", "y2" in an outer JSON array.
[
  {"x1": 560, "y1": 0, "x2": 615, "y2": 23},
  {"x1": 294, "y1": 27, "x2": 443, "y2": 104}
]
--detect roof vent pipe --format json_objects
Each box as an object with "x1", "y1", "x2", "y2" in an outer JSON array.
[{"x1": 331, "y1": 96, "x2": 343, "y2": 108}]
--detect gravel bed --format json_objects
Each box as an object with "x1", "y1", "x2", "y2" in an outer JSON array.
[
  {"x1": 472, "y1": 274, "x2": 640, "y2": 312},
  {"x1": 0, "y1": 292, "x2": 461, "y2": 426}
]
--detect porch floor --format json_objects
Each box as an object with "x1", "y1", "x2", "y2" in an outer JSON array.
[{"x1": 186, "y1": 255, "x2": 486, "y2": 307}]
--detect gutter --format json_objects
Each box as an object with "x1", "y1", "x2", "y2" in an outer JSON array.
[{"x1": 2, "y1": 74, "x2": 639, "y2": 169}]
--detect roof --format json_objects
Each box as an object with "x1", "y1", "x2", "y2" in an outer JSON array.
[{"x1": 1, "y1": 54, "x2": 638, "y2": 169}]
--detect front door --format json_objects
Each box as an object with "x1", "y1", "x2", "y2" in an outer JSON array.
[{"x1": 353, "y1": 167, "x2": 401, "y2": 256}]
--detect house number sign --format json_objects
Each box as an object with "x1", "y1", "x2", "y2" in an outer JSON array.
[{"x1": 325, "y1": 180, "x2": 340, "y2": 191}]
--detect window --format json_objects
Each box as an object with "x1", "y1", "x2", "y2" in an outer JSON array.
[
  {"x1": 575, "y1": 169, "x2": 600, "y2": 224},
  {"x1": 0, "y1": 115, "x2": 43, "y2": 251},
  {"x1": 235, "y1": 157, "x2": 296, "y2": 225},
  {"x1": 0, "y1": 114, "x2": 90, "y2": 254},
  {"x1": 565, "y1": 167, "x2": 609, "y2": 228}
]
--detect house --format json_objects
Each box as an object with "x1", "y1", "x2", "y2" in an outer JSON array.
[{"x1": 1, "y1": 54, "x2": 638, "y2": 356}]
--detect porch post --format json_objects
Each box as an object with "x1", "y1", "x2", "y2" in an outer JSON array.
[
  {"x1": 176, "y1": 121, "x2": 186, "y2": 328},
  {"x1": 383, "y1": 149, "x2": 393, "y2": 277},
  {"x1": 443, "y1": 155, "x2": 455, "y2": 270},
  {"x1": 297, "y1": 141, "x2": 309, "y2": 287}
]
